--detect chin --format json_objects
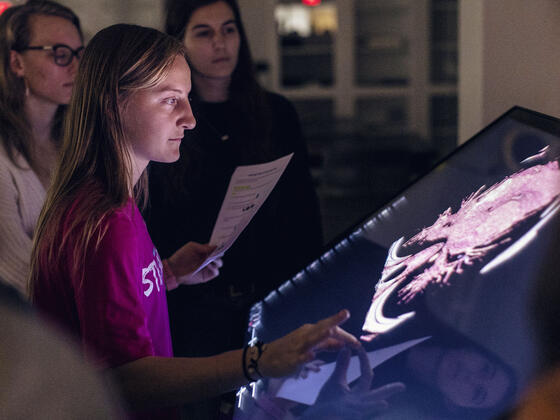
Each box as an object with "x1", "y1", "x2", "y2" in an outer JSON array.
[
  {"x1": 167, "y1": 152, "x2": 181, "y2": 163},
  {"x1": 207, "y1": 67, "x2": 236, "y2": 79},
  {"x1": 55, "y1": 96, "x2": 71, "y2": 106}
]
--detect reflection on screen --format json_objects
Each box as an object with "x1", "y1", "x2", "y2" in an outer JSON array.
[
  {"x1": 233, "y1": 108, "x2": 560, "y2": 420},
  {"x1": 363, "y1": 160, "x2": 560, "y2": 341}
]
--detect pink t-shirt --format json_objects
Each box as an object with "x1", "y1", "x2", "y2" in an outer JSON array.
[{"x1": 34, "y1": 198, "x2": 173, "y2": 367}]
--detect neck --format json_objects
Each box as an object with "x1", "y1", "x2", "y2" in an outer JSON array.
[
  {"x1": 192, "y1": 71, "x2": 231, "y2": 102},
  {"x1": 24, "y1": 95, "x2": 59, "y2": 145},
  {"x1": 24, "y1": 96, "x2": 60, "y2": 189},
  {"x1": 131, "y1": 157, "x2": 148, "y2": 191}
]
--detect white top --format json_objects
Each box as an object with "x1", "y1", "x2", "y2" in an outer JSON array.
[{"x1": 0, "y1": 145, "x2": 46, "y2": 298}]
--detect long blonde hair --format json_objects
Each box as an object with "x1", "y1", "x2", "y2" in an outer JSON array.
[
  {"x1": 29, "y1": 24, "x2": 186, "y2": 297},
  {"x1": 0, "y1": 0, "x2": 82, "y2": 169}
]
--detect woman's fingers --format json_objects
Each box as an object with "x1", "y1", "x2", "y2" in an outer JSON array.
[
  {"x1": 300, "y1": 359, "x2": 325, "y2": 378},
  {"x1": 311, "y1": 327, "x2": 360, "y2": 353},
  {"x1": 318, "y1": 309, "x2": 350, "y2": 329},
  {"x1": 261, "y1": 310, "x2": 360, "y2": 379},
  {"x1": 305, "y1": 310, "x2": 359, "y2": 352},
  {"x1": 203, "y1": 258, "x2": 223, "y2": 280},
  {"x1": 210, "y1": 257, "x2": 223, "y2": 268},
  {"x1": 194, "y1": 241, "x2": 217, "y2": 255},
  {"x1": 364, "y1": 382, "x2": 406, "y2": 402},
  {"x1": 330, "y1": 346, "x2": 351, "y2": 384},
  {"x1": 186, "y1": 242, "x2": 216, "y2": 264},
  {"x1": 355, "y1": 346, "x2": 373, "y2": 392},
  {"x1": 169, "y1": 241, "x2": 217, "y2": 278}
]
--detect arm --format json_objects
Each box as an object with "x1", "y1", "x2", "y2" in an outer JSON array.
[
  {"x1": 112, "y1": 309, "x2": 359, "y2": 410},
  {"x1": 112, "y1": 351, "x2": 247, "y2": 409},
  {"x1": 0, "y1": 156, "x2": 44, "y2": 297}
]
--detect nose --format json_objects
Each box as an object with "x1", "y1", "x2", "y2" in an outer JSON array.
[
  {"x1": 67, "y1": 56, "x2": 79, "y2": 76},
  {"x1": 180, "y1": 100, "x2": 196, "y2": 131},
  {"x1": 212, "y1": 32, "x2": 226, "y2": 49}
]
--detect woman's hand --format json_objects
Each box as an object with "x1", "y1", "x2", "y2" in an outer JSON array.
[
  {"x1": 165, "y1": 242, "x2": 223, "y2": 286},
  {"x1": 258, "y1": 310, "x2": 360, "y2": 379},
  {"x1": 303, "y1": 346, "x2": 405, "y2": 419}
]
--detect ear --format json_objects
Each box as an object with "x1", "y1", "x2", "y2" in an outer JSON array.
[{"x1": 9, "y1": 50, "x2": 25, "y2": 77}]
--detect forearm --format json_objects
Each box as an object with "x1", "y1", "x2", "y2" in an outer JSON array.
[
  {"x1": 111, "y1": 351, "x2": 247, "y2": 409},
  {"x1": 110, "y1": 310, "x2": 358, "y2": 410}
]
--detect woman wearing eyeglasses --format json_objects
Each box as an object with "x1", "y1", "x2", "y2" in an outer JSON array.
[{"x1": 0, "y1": 0, "x2": 83, "y2": 298}]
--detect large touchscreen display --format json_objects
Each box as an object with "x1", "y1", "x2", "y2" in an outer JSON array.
[{"x1": 233, "y1": 107, "x2": 560, "y2": 420}]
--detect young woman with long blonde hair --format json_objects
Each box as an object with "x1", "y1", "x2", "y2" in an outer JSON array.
[{"x1": 30, "y1": 23, "x2": 357, "y2": 419}]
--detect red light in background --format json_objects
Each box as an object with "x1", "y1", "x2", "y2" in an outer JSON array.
[
  {"x1": 0, "y1": 2, "x2": 12, "y2": 15},
  {"x1": 302, "y1": 0, "x2": 321, "y2": 6}
]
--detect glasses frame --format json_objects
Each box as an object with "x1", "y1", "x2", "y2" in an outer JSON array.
[{"x1": 16, "y1": 43, "x2": 84, "y2": 67}]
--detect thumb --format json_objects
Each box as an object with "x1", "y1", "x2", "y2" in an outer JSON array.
[{"x1": 190, "y1": 242, "x2": 217, "y2": 258}]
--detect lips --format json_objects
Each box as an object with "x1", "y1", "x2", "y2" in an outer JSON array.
[{"x1": 212, "y1": 57, "x2": 230, "y2": 63}]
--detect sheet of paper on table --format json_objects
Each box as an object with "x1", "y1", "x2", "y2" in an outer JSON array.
[{"x1": 198, "y1": 153, "x2": 294, "y2": 269}]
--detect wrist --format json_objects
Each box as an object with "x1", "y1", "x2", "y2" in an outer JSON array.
[
  {"x1": 162, "y1": 259, "x2": 178, "y2": 291},
  {"x1": 243, "y1": 340, "x2": 267, "y2": 382}
]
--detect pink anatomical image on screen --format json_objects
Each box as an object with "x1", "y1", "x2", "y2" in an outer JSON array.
[{"x1": 362, "y1": 159, "x2": 560, "y2": 341}]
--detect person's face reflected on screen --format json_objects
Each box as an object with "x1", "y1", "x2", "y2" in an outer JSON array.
[{"x1": 436, "y1": 347, "x2": 511, "y2": 409}]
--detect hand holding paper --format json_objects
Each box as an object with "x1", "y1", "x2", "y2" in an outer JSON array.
[
  {"x1": 166, "y1": 242, "x2": 223, "y2": 286},
  {"x1": 167, "y1": 153, "x2": 294, "y2": 284}
]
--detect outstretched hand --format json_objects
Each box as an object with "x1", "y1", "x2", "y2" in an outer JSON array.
[
  {"x1": 303, "y1": 346, "x2": 405, "y2": 419},
  {"x1": 258, "y1": 310, "x2": 360, "y2": 379},
  {"x1": 166, "y1": 242, "x2": 223, "y2": 286}
]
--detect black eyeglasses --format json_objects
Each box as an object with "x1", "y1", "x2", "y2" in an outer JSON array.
[{"x1": 16, "y1": 43, "x2": 84, "y2": 67}]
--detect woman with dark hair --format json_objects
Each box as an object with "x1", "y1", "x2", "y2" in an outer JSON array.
[
  {"x1": 146, "y1": 5, "x2": 323, "y2": 417},
  {"x1": 0, "y1": 0, "x2": 83, "y2": 297},
  {"x1": 30, "y1": 23, "x2": 357, "y2": 420},
  {"x1": 147, "y1": 0, "x2": 323, "y2": 364}
]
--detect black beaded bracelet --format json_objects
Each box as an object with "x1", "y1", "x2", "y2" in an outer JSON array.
[
  {"x1": 242, "y1": 344, "x2": 256, "y2": 382},
  {"x1": 242, "y1": 340, "x2": 266, "y2": 383}
]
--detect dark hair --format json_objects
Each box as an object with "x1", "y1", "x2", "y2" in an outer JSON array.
[
  {"x1": 164, "y1": 0, "x2": 273, "y2": 163},
  {"x1": 0, "y1": 0, "x2": 82, "y2": 169}
]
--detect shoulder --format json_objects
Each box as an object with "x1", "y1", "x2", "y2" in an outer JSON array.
[
  {"x1": 0, "y1": 145, "x2": 39, "y2": 201},
  {"x1": 0, "y1": 142, "x2": 32, "y2": 170},
  {"x1": 263, "y1": 91, "x2": 302, "y2": 137},
  {"x1": 62, "y1": 192, "x2": 140, "y2": 255},
  {"x1": 97, "y1": 202, "x2": 141, "y2": 248},
  {"x1": 0, "y1": 145, "x2": 18, "y2": 177},
  {"x1": 0, "y1": 148, "x2": 11, "y2": 183},
  {"x1": 0, "y1": 143, "x2": 37, "y2": 189},
  {"x1": 264, "y1": 91, "x2": 298, "y2": 115}
]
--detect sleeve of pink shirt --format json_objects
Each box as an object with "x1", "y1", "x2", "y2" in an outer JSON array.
[{"x1": 73, "y1": 210, "x2": 155, "y2": 368}]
